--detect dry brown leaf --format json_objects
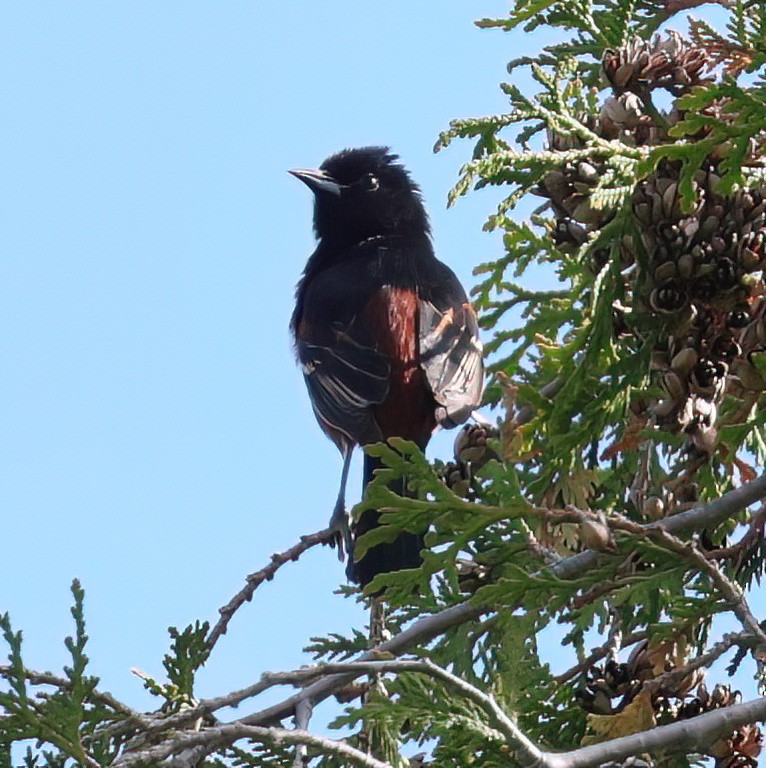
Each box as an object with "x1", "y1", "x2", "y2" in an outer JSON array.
[
  {"x1": 735, "y1": 457, "x2": 758, "y2": 484},
  {"x1": 583, "y1": 689, "x2": 656, "y2": 745}
]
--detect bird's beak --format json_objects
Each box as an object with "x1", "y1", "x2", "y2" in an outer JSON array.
[{"x1": 289, "y1": 168, "x2": 343, "y2": 196}]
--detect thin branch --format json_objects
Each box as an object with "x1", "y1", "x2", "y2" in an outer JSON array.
[
  {"x1": 238, "y1": 602, "x2": 482, "y2": 728},
  {"x1": 516, "y1": 377, "x2": 564, "y2": 425},
  {"x1": 206, "y1": 525, "x2": 337, "y2": 651},
  {"x1": 129, "y1": 656, "x2": 542, "y2": 768},
  {"x1": 550, "y1": 470, "x2": 766, "y2": 581},
  {"x1": 707, "y1": 504, "x2": 766, "y2": 563},
  {"x1": 152, "y1": 679, "x2": 766, "y2": 768},
  {"x1": 410, "y1": 658, "x2": 542, "y2": 766},
  {"x1": 642, "y1": 630, "x2": 752, "y2": 697},
  {"x1": 127, "y1": 659, "x2": 542, "y2": 765},
  {"x1": 664, "y1": 0, "x2": 734, "y2": 13},
  {"x1": 293, "y1": 698, "x2": 313, "y2": 768},
  {"x1": 518, "y1": 516, "x2": 562, "y2": 565},
  {"x1": 114, "y1": 723, "x2": 392, "y2": 768},
  {"x1": 659, "y1": 473, "x2": 766, "y2": 535}
]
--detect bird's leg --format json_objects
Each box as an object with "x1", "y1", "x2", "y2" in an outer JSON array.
[
  {"x1": 292, "y1": 698, "x2": 313, "y2": 768},
  {"x1": 328, "y1": 445, "x2": 354, "y2": 561}
]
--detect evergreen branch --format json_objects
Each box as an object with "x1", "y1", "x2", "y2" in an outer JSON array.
[
  {"x1": 642, "y1": 630, "x2": 753, "y2": 697},
  {"x1": 666, "y1": 0, "x2": 735, "y2": 12},
  {"x1": 220, "y1": 471, "x2": 766, "y2": 731},
  {"x1": 12, "y1": 468, "x2": 763, "y2": 768},
  {"x1": 611, "y1": 514, "x2": 766, "y2": 648},
  {"x1": 707, "y1": 504, "x2": 766, "y2": 562},
  {"x1": 0, "y1": 665, "x2": 139, "y2": 719}
]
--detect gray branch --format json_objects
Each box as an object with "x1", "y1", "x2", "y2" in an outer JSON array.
[
  {"x1": 154, "y1": 674, "x2": 766, "y2": 768},
  {"x1": 554, "y1": 630, "x2": 648, "y2": 685},
  {"x1": 114, "y1": 723, "x2": 392, "y2": 768},
  {"x1": 643, "y1": 631, "x2": 752, "y2": 697},
  {"x1": 545, "y1": 694, "x2": 766, "y2": 768}
]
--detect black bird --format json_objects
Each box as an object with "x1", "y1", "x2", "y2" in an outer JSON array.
[{"x1": 290, "y1": 147, "x2": 483, "y2": 587}]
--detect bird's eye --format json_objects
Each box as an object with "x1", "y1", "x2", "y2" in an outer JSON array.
[{"x1": 361, "y1": 173, "x2": 380, "y2": 192}]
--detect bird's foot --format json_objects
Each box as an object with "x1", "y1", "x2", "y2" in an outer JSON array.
[{"x1": 328, "y1": 502, "x2": 353, "y2": 562}]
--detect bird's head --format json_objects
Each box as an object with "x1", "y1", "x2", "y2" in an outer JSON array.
[{"x1": 290, "y1": 147, "x2": 430, "y2": 245}]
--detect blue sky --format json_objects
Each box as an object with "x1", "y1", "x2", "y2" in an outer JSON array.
[
  {"x1": 2, "y1": 0, "x2": 758, "y2": 745},
  {"x1": 1, "y1": 1, "x2": 524, "y2": 713}
]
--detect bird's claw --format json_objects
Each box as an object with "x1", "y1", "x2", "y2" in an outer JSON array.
[{"x1": 328, "y1": 502, "x2": 353, "y2": 562}]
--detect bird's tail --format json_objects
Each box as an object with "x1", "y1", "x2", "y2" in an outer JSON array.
[{"x1": 346, "y1": 453, "x2": 425, "y2": 588}]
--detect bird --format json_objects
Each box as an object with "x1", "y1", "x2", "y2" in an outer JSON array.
[{"x1": 290, "y1": 146, "x2": 483, "y2": 587}]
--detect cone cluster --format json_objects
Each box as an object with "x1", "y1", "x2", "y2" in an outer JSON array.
[
  {"x1": 535, "y1": 31, "x2": 766, "y2": 461},
  {"x1": 576, "y1": 649, "x2": 652, "y2": 715},
  {"x1": 639, "y1": 168, "x2": 766, "y2": 455},
  {"x1": 602, "y1": 32, "x2": 707, "y2": 94},
  {"x1": 575, "y1": 639, "x2": 698, "y2": 716}
]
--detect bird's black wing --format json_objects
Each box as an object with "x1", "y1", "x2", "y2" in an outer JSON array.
[
  {"x1": 418, "y1": 262, "x2": 484, "y2": 428},
  {"x1": 296, "y1": 326, "x2": 389, "y2": 451},
  {"x1": 294, "y1": 250, "x2": 391, "y2": 451}
]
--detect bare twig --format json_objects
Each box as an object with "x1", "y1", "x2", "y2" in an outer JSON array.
[{"x1": 206, "y1": 525, "x2": 337, "y2": 651}]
